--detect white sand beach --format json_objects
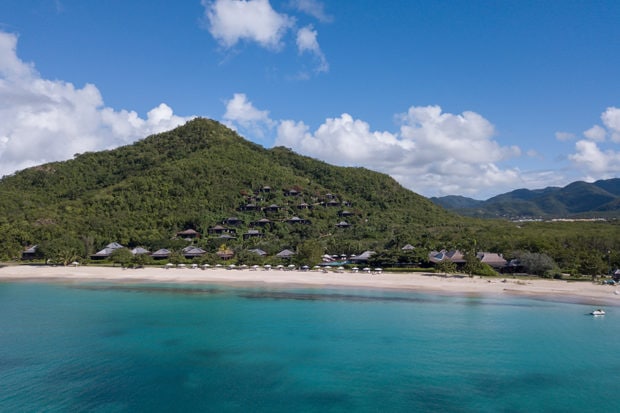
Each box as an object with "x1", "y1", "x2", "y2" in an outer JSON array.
[{"x1": 1, "y1": 264, "x2": 619, "y2": 306}]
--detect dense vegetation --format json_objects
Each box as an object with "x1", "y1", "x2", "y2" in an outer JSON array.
[{"x1": 1, "y1": 118, "x2": 619, "y2": 275}]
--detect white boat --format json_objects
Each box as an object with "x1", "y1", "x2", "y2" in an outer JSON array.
[{"x1": 590, "y1": 309, "x2": 605, "y2": 316}]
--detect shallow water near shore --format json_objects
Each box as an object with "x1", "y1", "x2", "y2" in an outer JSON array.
[{"x1": 1, "y1": 281, "x2": 618, "y2": 412}]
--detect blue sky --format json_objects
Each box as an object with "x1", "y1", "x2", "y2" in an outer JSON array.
[{"x1": 1, "y1": 0, "x2": 619, "y2": 199}]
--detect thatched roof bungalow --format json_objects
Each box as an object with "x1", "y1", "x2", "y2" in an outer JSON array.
[
  {"x1": 151, "y1": 248, "x2": 171, "y2": 260},
  {"x1": 176, "y1": 229, "x2": 200, "y2": 239},
  {"x1": 183, "y1": 246, "x2": 206, "y2": 258},
  {"x1": 276, "y1": 249, "x2": 296, "y2": 259},
  {"x1": 243, "y1": 229, "x2": 264, "y2": 240}
]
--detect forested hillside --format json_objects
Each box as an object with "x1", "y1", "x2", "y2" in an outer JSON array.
[
  {"x1": 0, "y1": 118, "x2": 454, "y2": 259},
  {"x1": 1, "y1": 118, "x2": 619, "y2": 275}
]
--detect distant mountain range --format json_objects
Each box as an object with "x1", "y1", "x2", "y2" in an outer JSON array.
[{"x1": 430, "y1": 179, "x2": 620, "y2": 219}]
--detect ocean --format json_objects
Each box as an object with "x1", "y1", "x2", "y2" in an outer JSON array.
[{"x1": 0, "y1": 281, "x2": 618, "y2": 412}]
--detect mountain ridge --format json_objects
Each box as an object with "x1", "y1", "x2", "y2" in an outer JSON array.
[{"x1": 431, "y1": 178, "x2": 620, "y2": 218}]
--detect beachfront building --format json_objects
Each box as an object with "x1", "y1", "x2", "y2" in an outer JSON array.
[
  {"x1": 151, "y1": 248, "x2": 171, "y2": 260},
  {"x1": 21, "y1": 245, "x2": 39, "y2": 260},
  {"x1": 276, "y1": 249, "x2": 296, "y2": 259},
  {"x1": 248, "y1": 249, "x2": 267, "y2": 257},
  {"x1": 477, "y1": 252, "x2": 508, "y2": 269},
  {"x1": 91, "y1": 242, "x2": 125, "y2": 260},
  {"x1": 428, "y1": 250, "x2": 466, "y2": 267},
  {"x1": 216, "y1": 248, "x2": 235, "y2": 260},
  {"x1": 349, "y1": 251, "x2": 376, "y2": 264},
  {"x1": 182, "y1": 246, "x2": 206, "y2": 259}
]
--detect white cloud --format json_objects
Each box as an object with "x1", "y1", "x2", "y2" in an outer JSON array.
[
  {"x1": 0, "y1": 31, "x2": 192, "y2": 177},
  {"x1": 566, "y1": 107, "x2": 620, "y2": 178},
  {"x1": 601, "y1": 106, "x2": 620, "y2": 142},
  {"x1": 272, "y1": 104, "x2": 525, "y2": 197},
  {"x1": 223, "y1": 93, "x2": 275, "y2": 138},
  {"x1": 202, "y1": 0, "x2": 329, "y2": 74},
  {"x1": 583, "y1": 125, "x2": 606, "y2": 141},
  {"x1": 296, "y1": 25, "x2": 328, "y2": 72},
  {"x1": 289, "y1": 0, "x2": 332, "y2": 22},
  {"x1": 569, "y1": 140, "x2": 620, "y2": 174},
  {"x1": 555, "y1": 131, "x2": 575, "y2": 141},
  {"x1": 203, "y1": 0, "x2": 295, "y2": 50}
]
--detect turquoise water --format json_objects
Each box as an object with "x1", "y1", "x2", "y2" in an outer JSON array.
[{"x1": 0, "y1": 281, "x2": 618, "y2": 412}]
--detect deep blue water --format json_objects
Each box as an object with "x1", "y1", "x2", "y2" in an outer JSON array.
[{"x1": 0, "y1": 281, "x2": 618, "y2": 412}]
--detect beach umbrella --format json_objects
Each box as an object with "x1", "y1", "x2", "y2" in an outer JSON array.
[
  {"x1": 177, "y1": 263, "x2": 186, "y2": 268},
  {"x1": 374, "y1": 268, "x2": 383, "y2": 273},
  {"x1": 352, "y1": 267, "x2": 359, "y2": 272},
  {"x1": 363, "y1": 267, "x2": 371, "y2": 273},
  {"x1": 201, "y1": 264, "x2": 210, "y2": 270},
  {"x1": 165, "y1": 263, "x2": 174, "y2": 269},
  {"x1": 302, "y1": 265, "x2": 309, "y2": 271},
  {"x1": 228, "y1": 264, "x2": 236, "y2": 270},
  {"x1": 264, "y1": 264, "x2": 272, "y2": 270},
  {"x1": 191, "y1": 263, "x2": 198, "y2": 269},
  {"x1": 215, "y1": 264, "x2": 222, "y2": 268},
  {"x1": 277, "y1": 265, "x2": 284, "y2": 270},
  {"x1": 252, "y1": 265, "x2": 259, "y2": 271},
  {"x1": 288, "y1": 264, "x2": 296, "y2": 270}
]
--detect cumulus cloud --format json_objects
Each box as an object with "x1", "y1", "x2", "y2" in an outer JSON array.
[
  {"x1": 202, "y1": 0, "x2": 329, "y2": 74},
  {"x1": 601, "y1": 106, "x2": 620, "y2": 142},
  {"x1": 289, "y1": 0, "x2": 333, "y2": 22},
  {"x1": 569, "y1": 140, "x2": 620, "y2": 174},
  {"x1": 203, "y1": 0, "x2": 295, "y2": 50},
  {"x1": 296, "y1": 25, "x2": 328, "y2": 72},
  {"x1": 271, "y1": 103, "x2": 525, "y2": 197},
  {"x1": 567, "y1": 106, "x2": 620, "y2": 177},
  {"x1": 583, "y1": 125, "x2": 606, "y2": 141},
  {"x1": 0, "y1": 31, "x2": 192, "y2": 177},
  {"x1": 223, "y1": 93, "x2": 275, "y2": 138}
]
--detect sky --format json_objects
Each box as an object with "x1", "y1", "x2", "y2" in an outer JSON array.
[{"x1": 1, "y1": 0, "x2": 620, "y2": 199}]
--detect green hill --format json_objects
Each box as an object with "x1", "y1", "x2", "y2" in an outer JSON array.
[
  {"x1": 2, "y1": 118, "x2": 619, "y2": 274},
  {"x1": 0, "y1": 118, "x2": 457, "y2": 260}
]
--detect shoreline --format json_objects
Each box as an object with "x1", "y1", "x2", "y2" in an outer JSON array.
[{"x1": 2, "y1": 264, "x2": 619, "y2": 306}]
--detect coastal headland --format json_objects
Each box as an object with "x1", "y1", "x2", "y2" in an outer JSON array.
[{"x1": 2, "y1": 265, "x2": 619, "y2": 306}]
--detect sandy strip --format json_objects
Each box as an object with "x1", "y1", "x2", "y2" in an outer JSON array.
[{"x1": 1, "y1": 264, "x2": 619, "y2": 306}]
